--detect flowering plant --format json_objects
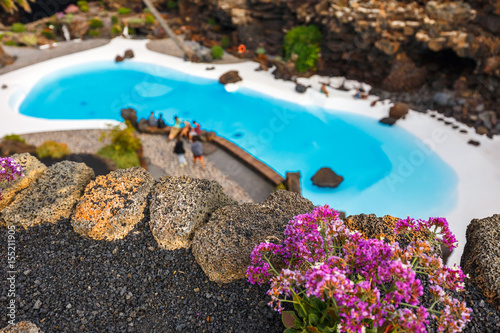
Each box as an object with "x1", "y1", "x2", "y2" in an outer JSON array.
[
  {"x1": 0, "y1": 157, "x2": 24, "y2": 200},
  {"x1": 247, "y1": 206, "x2": 471, "y2": 333}
]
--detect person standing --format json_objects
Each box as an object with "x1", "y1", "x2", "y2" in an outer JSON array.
[
  {"x1": 173, "y1": 136, "x2": 187, "y2": 167},
  {"x1": 148, "y1": 111, "x2": 157, "y2": 127},
  {"x1": 191, "y1": 136, "x2": 205, "y2": 169},
  {"x1": 189, "y1": 120, "x2": 202, "y2": 141},
  {"x1": 168, "y1": 116, "x2": 183, "y2": 140},
  {"x1": 157, "y1": 113, "x2": 167, "y2": 129}
]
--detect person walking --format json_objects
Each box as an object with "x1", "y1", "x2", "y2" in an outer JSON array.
[
  {"x1": 191, "y1": 136, "x2": 204, "y2": 169},
  {"x1": 173, "y1": 136, "x2": 187, "y2": 167}
]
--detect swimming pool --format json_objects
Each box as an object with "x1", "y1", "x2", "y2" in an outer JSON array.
[{"x1": 18, "y1": 61, "x2": 457, "y2": 218}]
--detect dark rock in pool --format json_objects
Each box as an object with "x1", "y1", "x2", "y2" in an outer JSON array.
[
  {"x1": 379, "y1": 117, "x2": 397, "y2": 126},
  {"x1": 311, "y1": 167, "x2": 344, "y2": 188},
  {"x1": 468, "y1": 139, "x2": 480, "y2": 146},
  {"x1": 121, "y1": 107, "x2": 138, "y2": 129},
  {"x1": 389, "y1": 102, "x2": 409, "y2": 119},
  {"x1": 219, "y1": 70, "x2": 242, "y2": 85},
  {"x1": 295, "y1": 83, "x2": 308, "y2": 93},
  {"x1": 124, "y1": 49, "x2": 134, "y2": 59}
]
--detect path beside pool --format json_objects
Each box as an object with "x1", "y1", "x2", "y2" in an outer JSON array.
[{"x1": 1, "y1": 37, "x2": 499, "y2": 265}]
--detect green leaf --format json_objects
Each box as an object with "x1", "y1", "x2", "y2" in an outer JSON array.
[
  {"x1": 308, "y1": 313, "x2": 319, "y2": 326},
  {"x1": 306, "y1": 326, "x2": 321, "y2": 333},
  {"x1": 284, "y1": 329, "x2": 300, "y2": 333},
  {"x1": 282, "y1": 311, "x2": 300, "y2": 329}
]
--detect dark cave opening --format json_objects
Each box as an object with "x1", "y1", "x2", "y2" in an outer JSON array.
[{"x1": 416, "y1": 48, "x2": 478, "y2": 87}]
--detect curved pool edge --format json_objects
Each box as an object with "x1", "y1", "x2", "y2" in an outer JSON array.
[{"x1": 1, "y1": 37, "x2": 500, "y2": 266}]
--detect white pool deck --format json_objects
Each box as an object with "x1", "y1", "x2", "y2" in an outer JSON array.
[{"x1": 1, "y1": 38, "x2": 499, "y2": 265}]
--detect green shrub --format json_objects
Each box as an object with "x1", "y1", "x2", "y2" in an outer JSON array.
[
  {"x1": 221, "y1": 35, "x2": 230, "y2": 49},
  {"x1": 77, "y1": 0, "x2": 87, "y2": 7},
  {"x1": 20, "y1": 34, "x2": 38, "y2": 46},
  {"x1": 10, "y1": 23, "x2": 26, "y2": 33},
  {"x1": 118, "y1": 7, "x2": 131, "y2": 15},
  {"x1": 89, "y1": 17, "x2": 103, "y2": 29},
  {"x1": 3, "y1": 134, "x2": 25, "y2": 143},
  {"x1": 98, "y1": 122, "x2": 141, "y2": 169},
  {"x1": 275, "y1": 183, "x2": 286, "y2": 191},
  {"x1": 211, "y1": 45, "x2": 224, "y2": 59},
  {"x1": 111, "y1": 24, "x2": 122, "y2": 35},
  {"x1": 256, "y1": 47, "x2": 266, "y2": 55},
  {"x1": 36, "y1": 141, "x2": 71, "y2": 159},
  {"x1": 145, "y1": 14, "x2": 155, "y2": 25},
  {"x1": 97, "y1": 145, "x2": 139, "y2": 169},
  {"x1": 127, "y1": 18, "x2": 144, "y2": 25},
  {"x1": 88, "y1": 29, "x2": 100, "y2": 37},
  {"x1": 166, "y1": 0, "x2": 177, "y2": 9},
  {"x1": 283, "y1": 25, "x2": 322, "y2": 73},
  {"x1": 207, "y1": 17, "x2": 216, "y2": 26},
  {"x1": 128, "y1": 27, "x2": 135, "y2": 35},
  {"x1": 41, "y1": 29, "x2": 56, "y2": 40},
  {"x1": 3, "y1": 41, "x2": 17, "y2": 46},
  {"x1": 80, "y1": 5, "x2": 89, "y2": 12},
  {"x1": 111, "y1": 15, "x2": 119, "y2": 24},
  {"x1": 143, "y1": 8, "x2": 151, "y2": 13}
]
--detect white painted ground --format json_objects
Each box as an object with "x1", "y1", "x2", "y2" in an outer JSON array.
[{"x1": 0, "y1": 38, "x2": 499, "y2": 265}]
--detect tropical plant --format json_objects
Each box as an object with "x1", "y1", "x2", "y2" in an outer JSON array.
[
  {"x1": 248, "y1": 206, "x2": 472, "y2": 333},
  {"x1": 166, "y1": 0, "x2": 177, "y2": 9},
  {"x1": 88, "y1": 29, "x2": 99, "y2": 37},
  {"x1": 0, "y1": 0, "x2": 32, "y2": 14},
  {"x1": 283, "y1": 25, "x2": 322, "y2": 73},
  {"x1": 36, "y1": 141, "x2": 71, "y2": 159},
  {"x1": 89, "y1": 17, "x2": 103, "y2": 29},
  {"x1": 145, "y1": 14, "x2": 155, "y2": 25},
  {"x1": 10, "y1": 23, "x2": 26, "y2": 33},
  {"x1": 111, "y1": 24, "x2": 122, "y2": 35},
  {"x1": 117, "y1": 7, "x2": 131, "y2": 15},
  {"x1": 211, "y1": 45, "x2": 224, "y2": 59},
  {"x1": 97, "y1": 121, "x2": 141, "y2": 169},
  {"x1": 111, "y1": 15, "x2": 119, "y2": 25},
  {"x1": 3, "y1": 134, "x2": 25, "y2": 143}
]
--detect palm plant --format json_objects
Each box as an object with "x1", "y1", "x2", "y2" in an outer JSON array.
[{"x1": 0, "y1": 0, "x2": 32, "y2": 14}]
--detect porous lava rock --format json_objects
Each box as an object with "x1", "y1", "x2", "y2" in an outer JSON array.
[
  {"x1": 0, "y1": 139, "x2": 36, "y2": 157},
  {"x1": 311, "y1": 167, "x2": 343, "y2": 188},
  {"x1": 191, "y1": 190, "x2": 314, "y2": 283},
  {"x1": 0, "y1": 153, "x2": 46, "y2": 211},
  {"x1": 121, "y1": 108, "x2": 138, "y2": 129},
  {"x1": 124, "y1": 49, "x2": 134, "y2": 59},
  {"x1": 219, "y1": 71, "x2": 242, "y2": 85},
  {"x1": 72, "y1": 168, "x2": 154, "y2": 240},
  {"x1": 461, "y1": 214, "x2": 500, "y2": 312},
  {"x1": 389, "y1": 102, "x2": 410, "y2": 119},
  {"x1": 1, "y1": 161, "x2": 94, "y2": 228},
  {"x1": 115, "y1": 55, "x2": 124, "y2": 63},
  {"x1": 285, "y1": 171, "x2": 301, "y2": 194},
  {"x1": 149, "y1": 176, "x2": 236, "y2": 250},
  {"x1": 0, "y1": 45, "x2": 16, "y2": 68},
  {"x1": 379, "y1": 117, "x2": 397, "y2": 126},
  {"x1": 0, "y1": 321, "x2": 43, "y2": 332}
]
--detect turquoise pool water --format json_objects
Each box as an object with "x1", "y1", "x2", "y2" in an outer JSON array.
[{"x1": 19, "y1": 61, "x2": 457, "y2": 217}]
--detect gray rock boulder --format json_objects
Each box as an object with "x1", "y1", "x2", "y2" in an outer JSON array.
[
  {"x1": 2, "y1": 161, "x2": 94, "y2": 228},
  {"x1": 72, "y1": 168, "x2": 154, "y2": 240},
  {"x1": 0, "y1": 153, "x2": 46, "y2": 211},
  {"x1": 0, "y1": 321, "x2": 43, "y2": 332},
  {"x1": 461, "y1": 214, "x2": 500, "y2": 312},
  {"x1": 149, "y1": 176, "x2": 236, "y2": 250},
  {"x1": 191, "y1": 190, "x2": 314, "y2": 283}
]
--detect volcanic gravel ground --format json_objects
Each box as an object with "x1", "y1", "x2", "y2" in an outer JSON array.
[{"x1": 0, "y1": 213, "x2": 281, "y2": 332}]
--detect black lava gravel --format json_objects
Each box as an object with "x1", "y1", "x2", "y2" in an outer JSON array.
[{"x1": 0, "y1": 214, "x2": 282, "y2": 332}]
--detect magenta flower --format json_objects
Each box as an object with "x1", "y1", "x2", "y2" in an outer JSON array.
[{"x1": 0, "y1": 157, "x2": 24, "y2": 200}]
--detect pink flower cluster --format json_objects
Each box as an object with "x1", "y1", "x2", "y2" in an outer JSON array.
[
  {"x1": 395, "y1": 216, "x2": 459, "y2": 250},
  {"x1": 0, "y1": 157, "x2": 24, "y2": 200},
  {"x1": 247, "y1": 205, "x2": 472, "y2": 333}
]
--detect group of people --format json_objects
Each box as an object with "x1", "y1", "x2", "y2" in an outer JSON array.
[{"x1": 147, "y1": 112, "x2": 205, "y2": 168}]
